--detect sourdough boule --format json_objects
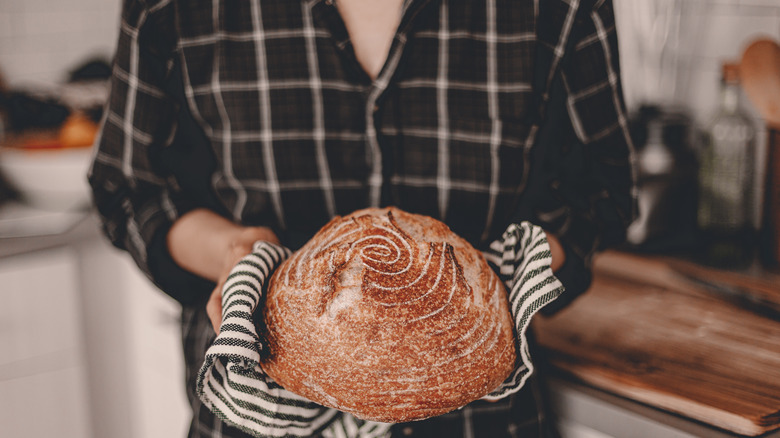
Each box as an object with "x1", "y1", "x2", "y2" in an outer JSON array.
[{"x1": 258, "y1": 207, "x2": 516, "y2": 422}]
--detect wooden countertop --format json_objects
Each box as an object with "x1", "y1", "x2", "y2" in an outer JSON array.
[{"x1": 533, "y1": 250, "x2": 780, "y2": 437}]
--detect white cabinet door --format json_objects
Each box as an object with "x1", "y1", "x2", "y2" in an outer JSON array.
[
  {"x1": 121, "y1": 253, "x2": 190, "y2": 438},
  {"x1": 77, "y1": 239, "x2": 189, "y2": 438},
  {"x1": 0, "y1": 366, "x2": 92, "y2": 438},
  {"x1": 0, "y1": 248, "x2": 92, "y2": 438}
]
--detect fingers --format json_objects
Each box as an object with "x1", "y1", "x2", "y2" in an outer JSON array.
[
  {"x1": 206, "y1": 285, "x2": 223, "y2": 334},
  {"x1": 544, "y1": 231, "x2": 566, "y2": 272},
  {"x1": 207, "y1": 240, "x2": 258, "y2": 335},
  {"x1": 240, "y1": 226, "x2": 280, "y2": 248},
  {"x1": 206, "y1": 225, "x2": 280, "y2": 335},
  {"x1": 255, "y1": 226, "x2": 280, "y2": 245}
]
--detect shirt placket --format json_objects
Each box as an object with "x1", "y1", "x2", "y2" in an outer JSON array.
[{"x1": 313, "y1": 0, "x2": 432, "y2": 207}]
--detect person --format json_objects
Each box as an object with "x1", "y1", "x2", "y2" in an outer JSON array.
[{"x1": 88, "y1": 0, "x2": 636, "y2": 437}]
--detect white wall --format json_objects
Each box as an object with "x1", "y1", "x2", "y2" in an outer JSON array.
[
  {"x1": 616, "y1": 0, "x2": 780, "y2": 228},
  {"x1": 0, "y1": 0, "x2": 121, "y2": 89},
  {"x1": 616, "y1": 0, "x2": 780, "y2": 124},
  {"x1": 684, "y1": 0, "x2": 780, "y2": 125}
]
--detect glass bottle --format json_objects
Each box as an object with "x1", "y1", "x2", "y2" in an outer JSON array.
[{"x1": 697, "y1": 62, "x2": 756, "y2": 267}]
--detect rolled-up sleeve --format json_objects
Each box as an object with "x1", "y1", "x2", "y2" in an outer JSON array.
[
  {"x1": 558, "y1": 0, "x2": 637, "y2": 252},
  {"x1": 88, "y1": 0, "x2": 213, "y2": 305},
  {"x1": 522, "y1": 0, "x2": 637, "y2": 312}
]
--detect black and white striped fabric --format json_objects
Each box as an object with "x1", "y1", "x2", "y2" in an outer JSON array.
[{"x1": 196, "y1": 221, "x2": 563, "y2": 438}]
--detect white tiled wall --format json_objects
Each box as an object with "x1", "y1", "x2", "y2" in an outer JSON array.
[
  {"x1": 616, "y1": 0, "x2": 780, "y2": 124},
  {"x1": 0, "y1": 0, "x2": 121, "y2": 89},
  {"x1": 682, "y1": 0, "x2": 780, "y2": 125}
]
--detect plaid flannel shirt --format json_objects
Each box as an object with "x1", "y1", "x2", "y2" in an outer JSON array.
[{"x1": 88, "y1": 0, "x2": 636, "y2": 436}]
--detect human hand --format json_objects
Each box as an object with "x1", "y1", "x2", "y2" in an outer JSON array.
[
  {"x1": 544, "y1": 231, "x2": 566, "y2": 272},
  {"x1": 167, "y1": 208, "x2": 280, "y2": 334},
  {"x1": 205, "y1": 226, "x2": 279, "y2": 334}
]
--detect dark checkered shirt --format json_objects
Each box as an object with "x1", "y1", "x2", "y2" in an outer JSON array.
[{"x1": 89, "y1": 0, "x2": 636, "y2": 436}]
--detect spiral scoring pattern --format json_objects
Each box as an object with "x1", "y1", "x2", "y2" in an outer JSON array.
[{"x1": 259, "y1": 207, "x2": 517, "y2": 423}]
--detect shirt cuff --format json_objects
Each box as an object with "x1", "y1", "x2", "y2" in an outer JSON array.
[
  {"x1": 147, "y1": 222, "x2": 216, "y2": 307},
  {"x1": 539, "y1": 241, "x2": 592, "y2": 316}
]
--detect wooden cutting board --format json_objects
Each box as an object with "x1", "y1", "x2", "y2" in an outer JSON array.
[{"x1": 533, "y1": 251, "x2": 780, "y2": 436}]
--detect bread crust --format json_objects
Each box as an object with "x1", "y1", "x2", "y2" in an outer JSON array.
[{"x1": 259, "y1": 207, "x2": 516, "y2": 422}]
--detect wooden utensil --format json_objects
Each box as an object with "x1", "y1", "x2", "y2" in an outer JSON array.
[
  {"x1": 741, "y1": 38, "x2": 780, "y2": 267},
  {"x1": 740, "y1": 38, "x2": 780, "y2": 129}
]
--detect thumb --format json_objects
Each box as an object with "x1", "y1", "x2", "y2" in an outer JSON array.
[{"x1": 206, "y1": 282, "x2": 224, "y2": 335}]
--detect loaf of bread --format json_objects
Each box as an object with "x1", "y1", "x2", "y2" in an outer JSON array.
[{"x1": 258, "y1": 207, "x2": 516, "y2": 422}]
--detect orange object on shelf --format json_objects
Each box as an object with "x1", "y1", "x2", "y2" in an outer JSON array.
[{"x1": 58, "y1": 112, "x2": 98, "y2": 149}]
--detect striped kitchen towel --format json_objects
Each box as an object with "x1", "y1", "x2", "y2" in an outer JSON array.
[
  {"x1": 196, "y1": 221, "x2": 564, "y2": 438},
  {"x1": 481, "y1": 221, "x2": 566, "y2": 400}
]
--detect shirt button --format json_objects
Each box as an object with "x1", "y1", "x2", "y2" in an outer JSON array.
[
  {"x1": 401, "y1": 426, "x2": 414, "y2": 436},
  {"x1": 373, "y1": 104, "x2": 379, "y2": 113}
]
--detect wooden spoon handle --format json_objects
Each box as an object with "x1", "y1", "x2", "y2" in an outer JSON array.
[{"x1": 741, "y1": 39, "x2": 780, "y2": 128}]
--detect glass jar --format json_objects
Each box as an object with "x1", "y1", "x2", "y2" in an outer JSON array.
[{"x1": 697, "y1": 62, "x2": 756, "y2": 267}]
